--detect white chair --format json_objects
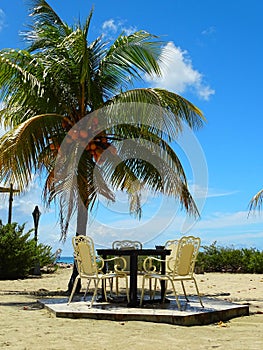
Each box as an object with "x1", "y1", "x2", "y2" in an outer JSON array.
[
  {"x1": 112, "y1": 240, "x2": 142, "y2": 250},
  {"x1": 140, "y1": 236, "x2": 204, "y2": 310},
  {"x1": 164, "y1": 239, "x2": 179, "y2": 272},
  {"x1": 112, "y1": 240, "x2": 142, "y2": 271},
  {"x1": 146, "y1": 239, "x2": 179, "y2": 298},
  {"x1": 68, "y1": 235, "x2": 129, "y2": 307},
  {"x1": 111, "y1": 240, "x2": 142, "y2": 295}
]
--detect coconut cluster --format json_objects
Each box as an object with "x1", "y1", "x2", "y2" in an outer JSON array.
[{"x1": 49, "y1": 116, "x2": 117, "y2": 164}]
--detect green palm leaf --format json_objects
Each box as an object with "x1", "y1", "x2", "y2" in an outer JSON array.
[
  {"x1": 0, "y1": 114, "x2": 63, "y2": 186},
  {"x1": 249, "y1": 189, "x2": 263, "y2": 212}
]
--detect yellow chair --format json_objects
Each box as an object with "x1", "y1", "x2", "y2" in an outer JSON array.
[
  {"x1": 140, "y1": 236, "x2": 204, "y2": 310},
  {"x1": 113, "y1": 239, "x2": 142, "y2": 250},
  {"x1": 68, "y1": 235, "x2": 129, "y2": 307},
  {"x1": 111, "y1": 239, "x2": 142, "y2": 295},
  {"x1": 144, "y1": 239, "x2": 179, "y2": 299},
  {"x1": 164, "y1": 239, "x2": 179, "y2": 272}
]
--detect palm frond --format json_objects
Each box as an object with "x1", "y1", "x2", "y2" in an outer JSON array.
[
  {"x1": 108, "y1": 156, "x2": 198, "y2": 217},
  {"x1": 99, "y1": 132, "x2": 199, "y2": 217},
  {"x1": 82, "y1": 7, "x2": 94, "y2": 40},
  {"x1": 105, "y1": 88, "x2": 205, "y2": 139},
  {"x1": 100, "y1": 31, "x2": 163, "y2": 94},
  {"x1": 25, "y1": 0, "x2": 71, "y2": 51},
  {"x1": 249, "y1": 189, "x2": 263, "y2": 212},
  {"x1": 0, "y1": 113, "x2": 64, "y2": 188},
  {"x1": 0, "y1": 50, "x2": 43, "y2": 104},
  {"x1": 44, "y1": 146, "x2": 115, "y2": 239}
]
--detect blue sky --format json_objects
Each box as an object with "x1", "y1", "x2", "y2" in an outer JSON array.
[{"x1": 1, "y1": 0, "x2": 263, "y2": 256}]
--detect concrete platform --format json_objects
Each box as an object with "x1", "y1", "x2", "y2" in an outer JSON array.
[{"x1": 39, "y1": 295, "x2": 249, "y2": 326}]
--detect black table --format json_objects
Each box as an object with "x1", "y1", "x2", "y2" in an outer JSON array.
[{"x1": 97, "y1": 248, "x2": 171, "y2": 307}]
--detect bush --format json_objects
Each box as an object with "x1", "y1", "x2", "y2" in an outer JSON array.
[
  {"x1": 0, "y1": 222, "x2": 56, "y2": 279},
  {"x1": 196, "y1": 241, "x2": 263, "y2": 273}
]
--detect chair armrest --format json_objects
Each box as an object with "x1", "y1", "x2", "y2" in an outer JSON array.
[
  {"x1": 143, "y1": 256, "x2": 165, "y2": 273},
  {"x1": 104, "y1": 256, "x2": 127, "y2": 272},
  {"x1": 166, "y1": 258, "x2": 176, "y2": 273},
  {"x1": 96, "y1": 256, "x2": 105, "y2": 271}
]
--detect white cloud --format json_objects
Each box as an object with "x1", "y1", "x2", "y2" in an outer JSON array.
[
  {"x1": 190, "y1": 184, "x2": 238, "y2": 199},
  {"x1": 0, "y1": 177, "x2": 45, "y2": 216},
  {"x1": 101, "y1": 21, "x2": 214, "y2": 100},
  {"x1": 88, "y1": 186, "x2": 240, "y2": 247},
  {"x1": 86, "y1": 207, "x2": 263, "y2": 250},
  {"x1": 196, "y1": 211, "x2": 263, "y2": 230},
  {"x1": 201, "y1": 26, "x2": 216, "y2": 36},
  {"x1": 0, "y1": 9, "x2": 5, "y2": 32},
  {"x1": 121, "y1": 25, "x2": 137, "y2": 36},
  {"x1": 145, "y1": 41, "x2": 215, "y2": 101},
  {"x1": 102, "y1": 18, "x2": 137, "y2": 37},
  {"x1": 102, "y1": 19, "x2": 117, "y2": 33}
]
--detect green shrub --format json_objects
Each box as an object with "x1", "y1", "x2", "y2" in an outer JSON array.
[
  {"x1": 36, "y1": 243, "x2": 56, "y2": 268},
  {"x1": 246, "y1": 249, "x2": 263, "y2": 273},
  {"x1": 0, "y1": 222, "x2": 56, "y2": 279},
  {"x1": 196, "y1": 241, "x2": 263, "y2": 273},
  {"x1": 196, "y1": 241, "x2": 222, "y2": 272}
]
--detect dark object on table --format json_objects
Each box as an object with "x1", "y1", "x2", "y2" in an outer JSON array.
[{"x1": 155, "y1": 245, "x2": 165, "y2": 249}]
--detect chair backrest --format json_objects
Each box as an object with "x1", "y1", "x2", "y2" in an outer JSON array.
[
  {"x1": 112, "y1": 240, "x2": 142, "y2": 250},
  {"x1": 171, "y1": 236, "x2": 200, "y2": 277},
  {"x1": 72, "y1": 235, "x2": 98, "y2": 276},
  {"x1": 165, "y1": 239, "x2": 179, "y2": 272},
  {"x1": 112, "y1": 240, "x2": 142, "y2": 271}
]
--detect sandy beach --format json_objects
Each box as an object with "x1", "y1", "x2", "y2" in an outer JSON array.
[{"x1": 0, "y1": 266, "x2": 263, "y2": 350}]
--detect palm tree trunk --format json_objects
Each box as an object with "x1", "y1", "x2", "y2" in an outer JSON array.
[
  {"x1": 76, "y1": 196, "x2": 88, "y2": 235},
  {"x1": 67, "y1": 195, "x2": 88, "y2": 293}
]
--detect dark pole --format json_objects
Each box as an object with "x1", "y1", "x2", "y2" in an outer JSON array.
[
  {"x1": 0, "y1": 184, "x2": 19, "y2": 225},
  {"x1": 32, "y1": 206, "x2": 41, "y2": 275},
  {"x1": 32, "y1": 206, "x2": 41, "y2": 243},
  {"x1": 8, "y1": 183, "x2": 13, "y2": 224}
]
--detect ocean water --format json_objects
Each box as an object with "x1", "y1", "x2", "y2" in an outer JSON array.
[{"x1": 56, "y1": 256, "x2": 74, "y2": 264}]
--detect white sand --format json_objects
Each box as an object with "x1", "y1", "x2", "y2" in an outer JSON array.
[{"x1": 0, "y1": 267, "x2": 263, "y2": 349}]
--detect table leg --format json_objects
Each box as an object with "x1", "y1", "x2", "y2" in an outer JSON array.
[
  {"x1": 100, "y1": 253, "x2": 107, "y2": 301},
  {"x1": 160, "y1": 254, "x2": 166, "y2": 301},
  {"x1": 127, "y1": 252, "x2": 138, "y2": 307}
]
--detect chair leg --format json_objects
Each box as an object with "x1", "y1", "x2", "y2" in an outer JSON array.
[
  {"x1": 102, "y1": 278, "x2": 108, "y2": 301},
  {"x1": 170, "y1": 280, "x2": 181, "y2": 310},
  {"x1": 109, "y1": 277, "x2": 113, "y2": 295},
  {"x1": 67, "y1": 275, "x2": 80, "y2": 304},
  {"x1": 161, "y1": 279, "x2": 168, "y2": 303},
  {"x1": 124, "y1": 275, "x2": 130, "y2": 303},
  {"x1": 116, "y1": 276, "x2": 119, "y2": 296},
  {"x1": 149, "y1": 278, "x2": 157, "y2": 299},
  {"x1": 151, "y1": 278, "x2": 158, "y2": 300},
  {"x1": 89, "y1": 279, "x2": 100, "y2": 308},
  {"x1": 180, "y1": 280, "x2": 190, "y2": 302},
  {"x1": 84, "y1": 279, "x2": 91, "y2": 301},
  {"x1": 193, "y1": 277, "x2": 204, "y2": 308},
  {"x1": 139, "y1": 275, "x2": 146, "y2": 306},
  {"x1": 149, "y1": 278, "x2": 155, "y2": 299}
]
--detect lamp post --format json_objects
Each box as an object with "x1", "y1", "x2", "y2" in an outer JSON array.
[{"x1": 32, "y1": 205, "x2": 41, "y2": 243}]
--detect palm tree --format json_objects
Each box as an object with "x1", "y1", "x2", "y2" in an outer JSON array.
[
  {"x1": 0, "y1": 0, "x2": 205, "y2": 290},
  {"x1": 249, "y1": 189, "x2": 263, "y2": 212}
]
